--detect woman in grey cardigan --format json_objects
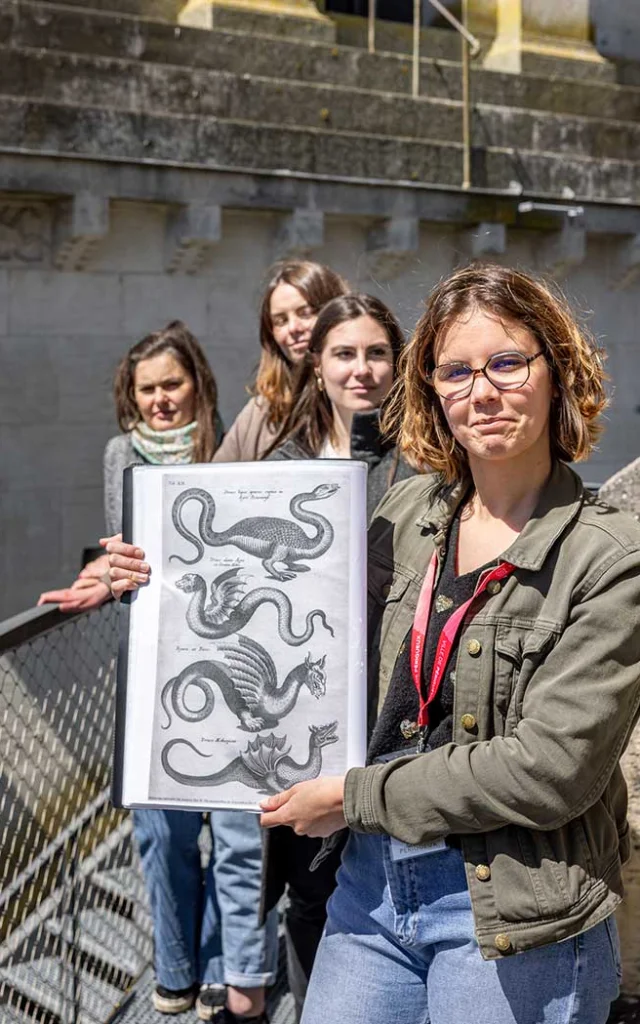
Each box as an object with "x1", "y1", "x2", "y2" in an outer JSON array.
[{"x1": 51, "y1": 322, "x2": 277, "y2": 1023}]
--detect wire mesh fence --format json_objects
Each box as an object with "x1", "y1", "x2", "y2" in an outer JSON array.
[{"x1": 0, "y1": 602, "x2": 153, "y2": 1024}]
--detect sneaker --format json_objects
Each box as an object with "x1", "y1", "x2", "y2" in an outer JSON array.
[
  {"x1": 196, "y1": 984, "x2": 227, "y2": 1022},
  {"x1": 152, "y1": 983, "x2": 198, "y2": 1014}
]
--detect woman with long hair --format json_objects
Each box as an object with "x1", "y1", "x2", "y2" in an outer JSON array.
[
  {"x1": 43, "y1": 322, "x2": 277, "y2": 1022},
  {"x1": 260, "y1": 264, "x2": 637, "y2": 1024},
  {"x1": 262, "y1": 293, "x2": 415, "y2": 1018},
  {"x1": 214, "y1": 261, "x2": 347, "y2": 462},
  {"x1": 268, "y1": 291, "x2": 414, "y2": 512}
]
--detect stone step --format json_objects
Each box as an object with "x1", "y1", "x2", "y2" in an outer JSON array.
[
  {"x1": 0, "y1": 94, "x2": 637, "y2": 202},
  {"x1": 2, "y1": 46, "x2": 639, "y2": 164},
  {"x1": 45, "y1": 907, "x2": 151, "y2": 978},
  {"x1": 0, "y1": 955, "x2": 124, "y2": 1023},
  {"x1": 3, "y1": 0, "x2": 640, "y2": 123}
]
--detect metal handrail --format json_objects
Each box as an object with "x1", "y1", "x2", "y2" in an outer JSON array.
[{"x1": 366, "y1": 0, "x2": 480, "y2": 189}]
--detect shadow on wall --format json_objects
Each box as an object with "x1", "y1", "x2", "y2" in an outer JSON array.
[
  {"x1": 591, "y1": 0, "x2": 640, "y2": 65},
  {"x1": 324, "y1": 0, "x2": 461, "y2": 26}
]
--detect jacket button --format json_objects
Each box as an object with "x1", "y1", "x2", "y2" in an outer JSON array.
[
  {"x1": 381, "y1": 583, "x2": 391, "y2": 598},
  {"x1": 487, "y1": 580, "x2": 502, "y2": 595},
  {"x1": 466, "y1": 638, "x2": 482, "y2": 656},
  {"x1": 494, "y1": 933, "x2": 512, "y2": 953},
  {"x1": 475, "y1": 864, "x2": 491, "y2": 881},
  {"x1": 460, "y1": 713, "x2": 476, "y2": 732}
]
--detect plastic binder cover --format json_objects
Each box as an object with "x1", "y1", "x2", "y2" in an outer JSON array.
[{"x1": 112, "y1": 460, "x2": 368, "y2": 811}]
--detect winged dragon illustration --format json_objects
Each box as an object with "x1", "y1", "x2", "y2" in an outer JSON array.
[
  {"x1": 161, "y1": 634, "x2": 327, "y2": 733},
  {"x1": 175, "y1": 568, "x2": 333, "y2": 646},
  {"x1": 161, "y1": 721, "x2": 339, "y2": 794}
]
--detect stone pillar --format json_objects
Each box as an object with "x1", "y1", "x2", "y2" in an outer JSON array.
[
  {"x1": 469, "y1": 0, "x2": 606, "y2": 74},
  {"x1": 178, "y1": 0, "x2": 333, "y2": 35}
]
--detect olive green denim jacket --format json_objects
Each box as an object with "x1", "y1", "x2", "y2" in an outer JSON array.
[{"x1": 344, "y1": 461, "x2": 640, "y2": 960}]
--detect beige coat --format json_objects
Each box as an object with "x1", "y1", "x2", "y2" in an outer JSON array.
[{"x1": 213, "y1": 396, "x2": 275, "y2": 463}]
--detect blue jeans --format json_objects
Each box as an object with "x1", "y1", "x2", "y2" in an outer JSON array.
[
  {"x1": 301, "y1": 832, "x2": 621, "y2": 1024},
  {"x1": 133, "y1": 809, "x2": 278, "y2": 990}
]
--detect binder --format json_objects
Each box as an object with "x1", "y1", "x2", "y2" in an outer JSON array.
[{"x1": 112, "y1": 460, "x2": 368, "y2": 811}]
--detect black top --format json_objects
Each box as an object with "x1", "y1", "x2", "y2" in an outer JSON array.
[{"x1": 368, "y1": 512, "x2": 494, "y2": 762}]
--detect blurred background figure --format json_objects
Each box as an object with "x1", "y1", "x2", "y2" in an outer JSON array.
[{"x1": 214, "y1": 261, "x2": 348, "y2": 462}]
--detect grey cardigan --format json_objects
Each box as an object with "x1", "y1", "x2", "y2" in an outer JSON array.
[{"x1": 103, "y1": 434, "x2": 145, "y2": 537}]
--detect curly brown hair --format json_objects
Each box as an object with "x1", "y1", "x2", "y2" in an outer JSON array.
[
  {"x1": 253, "y1": 260, "x2": 348, "y2": 428},
  {"x1": 265, "y1": 293, "x2": 405, "y2": 458},
  {"x1": 113, "y1": 321, "x2": 219, "y2": 463},
  {"x1": 382, "y1": 263, "x2": 607, "y2": 481}
]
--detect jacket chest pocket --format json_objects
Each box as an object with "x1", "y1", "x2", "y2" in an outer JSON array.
[{"x1": 493, "y1": 624, "x2": 558, "y2": 733}]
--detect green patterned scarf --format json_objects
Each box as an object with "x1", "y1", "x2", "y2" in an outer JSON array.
[{"x1": 131, "y1": 420, "x2": 197, "y2": 465}]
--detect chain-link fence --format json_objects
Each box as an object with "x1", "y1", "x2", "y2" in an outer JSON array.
[{"x1": 0, "y1": 602, "x2": 153, "y2": 1023}]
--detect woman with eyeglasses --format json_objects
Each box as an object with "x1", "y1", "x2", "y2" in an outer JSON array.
[{"x1": 259, "y1": 263, "x2": 640, "y2": 1024}]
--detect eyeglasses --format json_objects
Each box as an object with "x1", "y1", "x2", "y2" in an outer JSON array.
[{"x1": 429, "y1": 350, "x2": 545, "y2": 401}]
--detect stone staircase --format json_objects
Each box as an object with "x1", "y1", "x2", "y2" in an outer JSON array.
[{"x1": 0, "y1": 0, "x2": 639, "y2": 200}]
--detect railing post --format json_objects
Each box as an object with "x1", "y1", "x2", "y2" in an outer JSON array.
[
  {"x1": 461, "y1": 0, "x2": 471, "y2": 189},
  {"x1": 368, "y1": 0, "x2": 375, "y2": 54},
  {"x1": 412, "y1": 0, "x2": 421, "y2": 98}
]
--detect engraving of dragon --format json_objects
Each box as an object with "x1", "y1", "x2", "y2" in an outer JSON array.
[
  {"x1": 176, "y1": 568, "x2": 333, "y2": 647},
  {"x1": 169, "y1": 483, "x2": 339, "y2": 581},
  {"x1": 161, "y1": 634, "x2": 327, "y2": 733},
  {"x1": 161, "y1": 721, "x2": 339, "y2": 793}
]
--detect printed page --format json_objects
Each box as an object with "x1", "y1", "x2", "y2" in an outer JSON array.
[{"x1": 120, "y1": 460, "x2": 367, "y2": 811}]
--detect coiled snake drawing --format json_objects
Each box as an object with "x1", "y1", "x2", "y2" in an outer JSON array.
[
  {"x1": 169, "y1": 483, "x2": 339, "y2": 581},
  {"x1": 161, "y1": 721, "x2": 339, "y2": 793},
  {"x1": 176, "y1": 568, "x2": 333, "y2": 646},
  {"x1": 161, "y1": 634, "x2": 327, "y2": 733}
]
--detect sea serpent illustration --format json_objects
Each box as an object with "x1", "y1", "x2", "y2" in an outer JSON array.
[
  {"x1": 169, "y1": 483, "x2": 339, "y2": 580},
  {"x1": 161, "y1": 721, "x2": 339, "y2": 793},
  {"x1": 176, "y1": 569, "x2": 333, "y2": 646},
  {"x1": 161, "y1": 634, "x2": 327, "y2": 733}
]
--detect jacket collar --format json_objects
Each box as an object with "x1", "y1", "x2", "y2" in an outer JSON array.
[
  {"x1": 415, "y1": 461, "x2": 585, "y2": 572},
  {"x1": 350, "y1": 409, "x2": 393, "y2": 465},
  {"x1": 276, "y1": 409, "x2": 392, "y2": 464}
]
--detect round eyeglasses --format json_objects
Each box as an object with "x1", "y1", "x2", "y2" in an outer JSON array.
[{"x1": 429, "y1": 350, "x2": 545, "y2": 401}]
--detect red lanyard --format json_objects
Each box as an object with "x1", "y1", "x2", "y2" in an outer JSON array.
[{"x1": 410, "y1": 552, "x2": 515, "y2": 728}]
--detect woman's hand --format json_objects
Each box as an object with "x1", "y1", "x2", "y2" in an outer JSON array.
[
  {"x1": 38, "y1": 576, "x2": 111, "y2": 612},
  {"x1": 102, "y1": 534, "x2": 151, "y2": 600},
  {"x1": 260, "y1": 777, "x2": 347, "y2": 838},
  {"x1": 78, "y1": 553, "x2": 110, "y2": 580}
]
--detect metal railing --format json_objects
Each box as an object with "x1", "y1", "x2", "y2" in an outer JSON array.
[
  {"x1": 0, "y1": 602, "x2": 153, "y2": 1023},
  {"x1": 366, "y1": 0, "x2": 480, "y2": 189}
]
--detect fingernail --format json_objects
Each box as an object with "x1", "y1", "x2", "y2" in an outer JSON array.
[
  {"x1": 140, "y1": 563, "x2": 150, "y2": 572},
  {"x1": 134, "y1": 548, "x2": 144, "y2": 558}
]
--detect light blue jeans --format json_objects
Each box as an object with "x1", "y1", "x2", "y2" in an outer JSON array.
[
  {"x1": 134, "y1": 809, "x2": 278, "y2": 991},
  {"x1": 301, "y1": 832, "x2": 621, "y2": 1024}
]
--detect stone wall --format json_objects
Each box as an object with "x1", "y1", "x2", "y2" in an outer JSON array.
[{"x1": 3, "y1": 193, "x2": 640, "y2": 619}]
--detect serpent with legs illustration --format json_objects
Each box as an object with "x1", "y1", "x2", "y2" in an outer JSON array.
[
  {"x1": 169, "y1": 483, "x2": 339, "y2": 581},
  {"x1": 161, "y1": 721, "x2": 339, "y2": 793},
  {"x1": 161, "y1": 634, "x2": 327, "y2": 733},
  {"x1": 176, "y1": 568, "x2": 333, "y2": 646}
]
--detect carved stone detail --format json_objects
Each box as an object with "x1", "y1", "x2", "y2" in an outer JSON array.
[
  {"x1": 53, "y1": 193, "x2": 110, "y2": 271},
  {"x1": 365, "y1": 217, "x2": 419, "y2": 281},
  {"x1": 274, "y1": 208, "x2": 324, "y2": 259},
  {"x1": 165, "y1": 204, "x2": 222, "y2": 274},
  {"x1": 0, "y1": 204, "x2": 49, "y2": 265}
]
